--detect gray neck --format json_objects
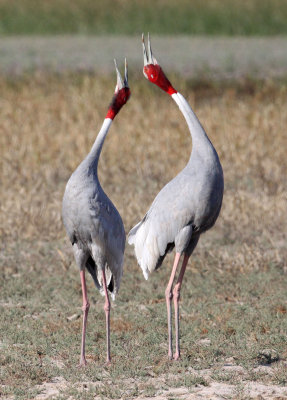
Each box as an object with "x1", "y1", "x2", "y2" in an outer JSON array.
[
  {"x1": 171, "y1": 92, "x2": 215, "y2": 158},
  {"x1": 84, "y1": 118, "x2": 113, "y2": 173}
]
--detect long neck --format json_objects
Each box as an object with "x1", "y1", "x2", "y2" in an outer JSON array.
[
  {"x1": 84, "y1": 118, "x2": 113, "y2": 172},
  {"x1": 171, "y1": 92, "x2": 215, "y2": 158}
]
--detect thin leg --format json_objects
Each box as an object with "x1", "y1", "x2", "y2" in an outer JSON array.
[
  {"x1": 173, "y1": 253, "x2": 189, "y2": 360},
  {"x1": 80, "y1": 269, "x2": 90, "y2": 366},
  {"x1": 165, "y1": 252, "x2": 181, "y2": 360},
  {"x1": 102, "y1": 269, "x2": 111, "y2": 363}
]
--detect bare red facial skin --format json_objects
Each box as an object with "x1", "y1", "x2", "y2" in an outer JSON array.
[
  {"x1": 106, "y1": 87, "x2": 131, "y2": 120},
  {"x1": 143, "y1": 64, "x2": 177, "y2": 95}
]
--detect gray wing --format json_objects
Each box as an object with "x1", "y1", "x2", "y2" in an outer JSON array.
[
  {"x1": 88, "y1": 191, "x2": 125, "y2": 294},
  {"x1": 62, "y1": 177, "x2": 125, "y2": 295},
  {"x1": 128, "y1": 163, "x2": 223, "y2": 279},
  {"x1": 128, "y1": 171, "x2": 196, "y2": 278}
]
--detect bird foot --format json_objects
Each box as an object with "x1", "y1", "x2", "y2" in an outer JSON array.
[
  {"x1": 173, "y1": 353, "x2": 180, "y2": 361},
  {"x1": 78, "y1": 361, "x2": 87, "y2": 368},
  {"x1": 79, "y1": 358, "x2": 87, "y2": 367},
  {"x1": 104, "y1": 359, "x2": 112, "y2": 367}
]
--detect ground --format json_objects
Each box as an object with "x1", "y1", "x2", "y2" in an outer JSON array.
[{"x1": 0, "y1": 37, "x2": 287, "y2": 400}]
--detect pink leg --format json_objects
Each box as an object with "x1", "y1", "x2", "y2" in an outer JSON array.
[
  {"x1": 173, "y1": 253, "x2": 189, "y2": 360},
  {"x1": 80, "y1": 270, "x2": 90, "y2": 366},
  {"x1": 102, "y1": 269, "x2": 111, "y2": 363},
  {"x1": 165, "y1": 252, "x2": 181, "y2": 360}
]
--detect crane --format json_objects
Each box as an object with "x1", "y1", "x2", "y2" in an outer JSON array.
[
  {"x1": 62, "y1": 59, "x2": 130, "y2": 365},
  {"x1": 128, "y1": 35, "x2": 224, "y2": 360}
]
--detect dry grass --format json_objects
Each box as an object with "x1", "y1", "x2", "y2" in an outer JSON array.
[
  {"x1": 1, "y1": 75, "x2": 286, "y2": 251},
  {"x1": 1, "y1": 73, "x2": 287, "y2": 399}
]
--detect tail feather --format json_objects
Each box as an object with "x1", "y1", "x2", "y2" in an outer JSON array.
[
  {"x1": 128, "y1": 218, "x2": 164, "y2": 279},
  {"x1": 127, "y1": 221, "x2": 143, "y2": 245},
  {"x1": 85, "y1": 256, "x2": 116, "y2": 299},
  {"x1": 86, "y1": 256, "x2": 101, "y2": 290}
]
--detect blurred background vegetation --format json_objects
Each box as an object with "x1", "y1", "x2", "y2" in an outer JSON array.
[{"x1": 0, "y1": 0, "x2": 287, "y2": 36}]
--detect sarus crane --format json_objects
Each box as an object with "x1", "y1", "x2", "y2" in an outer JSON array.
[
  {"x1": 128, "y1": 35, "x2": 224, "y2": 360},
  {"x1": 62, "y1": 59, "x2": 130, "y2": 365}
]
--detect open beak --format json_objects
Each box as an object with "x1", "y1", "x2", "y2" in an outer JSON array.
[
  {"x1": 114, "y1": 58, "x2": 129, "y2": 92},
  {"x1": 142, "y1": 33, "x2": 158, "y2": 67}
]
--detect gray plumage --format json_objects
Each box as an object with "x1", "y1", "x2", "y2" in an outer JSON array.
[
  {"x1": 129, "y1": 33, "x2": 223, "y2": 361},
  {"x1": 62, "y1": 59, "x2": 130, "y2": 365},
  {"x1": 128, "y1": 92, "x2": 224, "y2": 279},
  {"x1": 62, "y1": 117, "x2": 125, "y2": 299}
]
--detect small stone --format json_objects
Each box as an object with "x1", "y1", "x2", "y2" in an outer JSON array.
[
  {"x1": 257, "y1": 349, "x2": 279, "y2": 365},
  {"x1": 198, "y1": 338, "x2": 211, "y2": 346},
  {"x1": 224, "y1": 356, "x2": 235, "y2": 366},
  {"x1": 67, "y1": 313, "x2": 80, "y2": 321}
]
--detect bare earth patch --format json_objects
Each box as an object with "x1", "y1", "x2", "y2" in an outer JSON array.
[{"x1": 33, "y1": 370, "x2": 287, "y2": 400}]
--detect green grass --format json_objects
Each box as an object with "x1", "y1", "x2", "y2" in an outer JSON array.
[
  {"x1": 1, "y1": 240, "x2": 287, "y2": 399},
  {"x1": 0, "y1": 0, "x2": 287, "y2": 36}
]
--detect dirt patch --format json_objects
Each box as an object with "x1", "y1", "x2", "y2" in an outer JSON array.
[{"x1": 33, "y1": 373, "x2": 287, "y2": 400}]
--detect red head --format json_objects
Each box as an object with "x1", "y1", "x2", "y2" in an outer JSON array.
[
  {"x1": 142, "y1": 33, "x2": 177, "y2": 96},
  {"x1": 106, "y1": 58, "x2": 131, "y2": 120}
]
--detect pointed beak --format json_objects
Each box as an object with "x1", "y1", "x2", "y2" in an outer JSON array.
[
  {"x1": 114, "y1": 58, "x2": 128, "y2": 91},
  {"x1": 124, "y1": 57, "x2": 128, "y2": 87},
  {"x1": 147, "y1": 32, "x2": 154, "y2": 64},
  {"x1": 142, "y1": 33, "x2": 148, "y2": 66},
  {"x1": 142, "y1": 33, "x2": 158, "y2": 69}
]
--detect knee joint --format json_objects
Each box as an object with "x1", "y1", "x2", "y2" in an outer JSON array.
[
  {"x1": 165, "y1": 287, "x2": 173, "y2": 301},
  {"x1": 173, "y1": 285, "x2": 181, "y2": 301},
  {"x1": 104, "y1": 302, "x2": 110, "y2": 312},
  {"x1": 82, "y1": 302, "x2": 90, "y2": 312}
]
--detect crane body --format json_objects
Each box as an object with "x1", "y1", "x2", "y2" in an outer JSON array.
[
  {"x1": 62, "y1": 60, "x2": 130, "y2": 365},
  {"x1": 63, "y1": 119, "x2": 125, "y2": 297},
  {"x1": 128, "y1": 35, "x2": 223, "y2": 360}
]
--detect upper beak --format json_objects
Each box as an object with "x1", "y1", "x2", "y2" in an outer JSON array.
[{"x1": 124, "y1": 57, "x2": 128, "y2": 87}]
